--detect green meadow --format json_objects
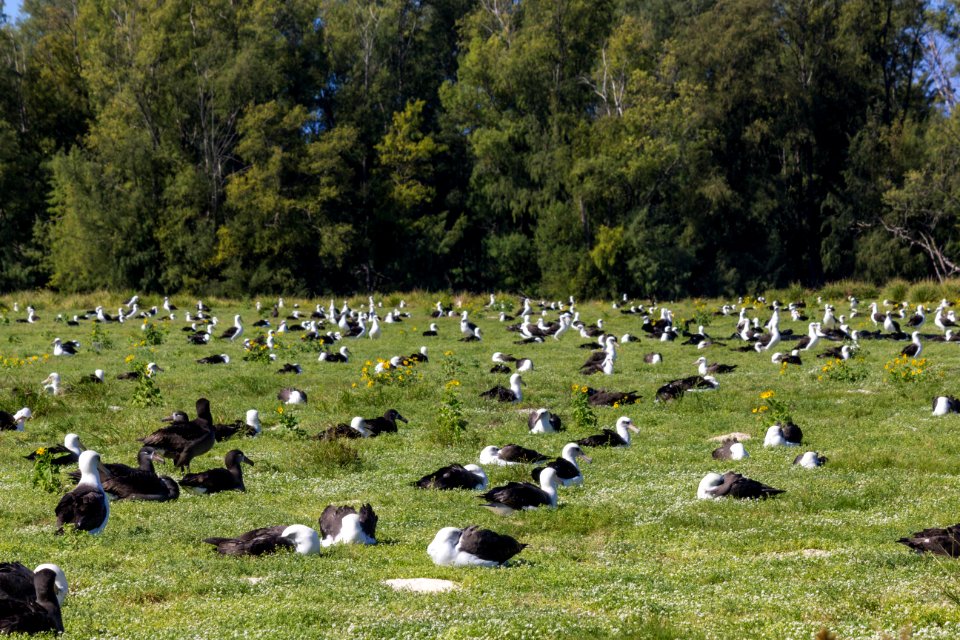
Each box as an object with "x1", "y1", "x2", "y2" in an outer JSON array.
[{"x1": 2, "y1": 288, "x2": 960, "y2": 639}]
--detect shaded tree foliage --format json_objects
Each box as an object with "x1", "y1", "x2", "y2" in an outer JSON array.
[{"x1": 0, "y1": 0, "x2": 955, "y2": 295}]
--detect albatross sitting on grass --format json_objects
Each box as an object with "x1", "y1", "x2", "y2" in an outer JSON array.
[
  {"x1": 480, "y1": 373, "x2": 524, "y2": 402},
  {"x1": 427, "y1": 526, "x2": 527, "y2": 567},
  {"x1": 204, "y1": 525, "x2": 320, "y2": 556},
  {"x1": 479, "y1": 467, "x2": 559, "y2": 515},
  {"x1": 319, "y1": 504, "x2": 378, "y2": 547}
]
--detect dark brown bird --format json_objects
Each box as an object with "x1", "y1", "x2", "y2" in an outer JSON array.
[
  {"x1": 140, "y1": 399, "x2": 216, "y2": 470},
  {"x1": 898, "y1": 524, "x2": 960, "y2": 556},
  {"x1": 180, "y1": 450, "x2": 253, "y2": 494}
]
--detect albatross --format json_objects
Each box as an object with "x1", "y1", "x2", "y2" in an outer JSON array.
[
  {"x1": 697, "y1": 471, "x2": 784, "y2": 500},
  {"x1": 55, "y1": 450, "x2": 109, "y2": 535},
  {"x1": 531, "y1": 443, "x2": 592, "y2": 486},
  {"x1": 576, "y1": 416, "x2": 638, "y2": 447},
  {"x1": 0, "y1": 568, "x2": 64, "y2": 634},
  {"x1": 427, "y1": 526, "x2": 527, "y2": 567},
  {"x1": 480, "y1": 373, "x2": 524, "y2": 403},
  {"x1": 319, "y1": 504, "x2": 378, "y2": 547},
  {"x1": 479, "y1": 467, "x2": 559, "y2": 515},
  {"x1": 180, "y1": 450, "x2": 253, "y2": 494},
  {"x1": 204, "y1": 525, "x2": 320, "y2": 556},
  {"x1": 415, "y1": 464, "x2": 488, "y2": 490}
]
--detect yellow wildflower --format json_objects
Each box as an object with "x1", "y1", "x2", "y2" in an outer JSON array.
[
  {"x1": 759, "y1": 390, "x2": 774, "y2": 400},
  {"x1": 276, "y1": 406, "x2": 284, "y2": 415},
  {"x1": 36, "y1": 447, "x2": 46, "y2": 456},
  {"x1": 125, "y1": 354, "x2": 135, "y2": 363}
]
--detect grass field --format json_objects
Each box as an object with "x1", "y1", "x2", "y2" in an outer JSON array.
[{"x1": 2, "y1": 289, "x2": 960, "y2": 639}]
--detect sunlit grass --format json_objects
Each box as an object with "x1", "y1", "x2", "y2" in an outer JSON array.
[{"x1": 0, "y1": 291, "x2": 959, "y2": 638}]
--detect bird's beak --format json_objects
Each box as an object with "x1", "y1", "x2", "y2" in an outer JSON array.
[
  {"x1": 578, "y1": 453, "x2": 593, "y2": 464},
  {"x1": 97, "y1": 462, "x2": 112, "y2": 479},
  {"x1": 397, "y1": 414, "x2": 409, "y2": 424},
  {"x1": 628, "y1": 423, "x2": 640, "y2": 433},
  {"x1": 243, "y1": 456, "x2": 255, "y2": 466},
  {"x1": 160, "y1": 414, "x2": 175, "y2": 423},
  {"x1": 150, "y1": 452, "x2": 166, "y2": 465}
]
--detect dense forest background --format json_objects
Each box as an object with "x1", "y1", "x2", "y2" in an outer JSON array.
[{"x1": 1, "y1": 0, "x2": 959, "y2": 297}]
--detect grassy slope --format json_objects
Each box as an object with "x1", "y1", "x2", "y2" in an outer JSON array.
[{"x1": 1, "y1": 292, "x2": 960, "y2": 639}]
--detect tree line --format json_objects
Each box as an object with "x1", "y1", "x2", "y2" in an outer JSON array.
[{"x1": 1, "y1": 0, "x2": 958, "y2": 298}]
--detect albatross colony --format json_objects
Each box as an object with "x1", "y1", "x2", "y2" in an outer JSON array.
[{"x1": 0, "y1": 290, "x2": 959, "y2": 637}]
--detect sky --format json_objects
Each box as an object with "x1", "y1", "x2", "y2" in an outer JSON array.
[{"x1": 3, "y1": 0, "x2": 22, "y2": 22}]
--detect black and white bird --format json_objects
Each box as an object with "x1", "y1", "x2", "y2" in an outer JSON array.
[
  {"x1": 694, "y1": 356, "x2": 736, "y2": 375},
  {"x1": 0, "y1": 563, "x2": 68, "y2": 606},
  {"x1": 24, "y1": 433, "x2": 84, "y2": 466},
  {"x1": 209, "y1": 409, "x2": 262, "y2": 441},
  {"x1": 415, "y1": 464, "x2": 488, "y2": 490},
  {"x1": 0, "y1": 568, "x2": 64, "y2": 634},
  {"x1": 364, "y1": 409, "x2": 408, "y2": 435},
  {"x1": 479, "y1": 444, "x2": 547, "y2": 466},
  {"x1": 180, "y1": 450, "x2": 253, "y2": 494},
  {"x1": 527, "y1": 408, "x2": 563, "y2": 434},
  {"x1": 479, "y1": 373, "x2": 524, "y2": 402},
  {"x1": 278, "y1": 387, "x2": 307, "y2": 405},
  {"x1": 55, "y1": 450, "x2": 109, "y2": 535},
  {"x1": 479, "y1": 467, "x2": 559, "y2": 515},
  {"x1": 276, "y1": 363, "x2": 302, "y2": 375},
  {"x1": 317, "y1": 417, "x2": 372, "y2": 440},
  {"x1": 763, "y1": 423, "x2": 803, "y2": 447},
  {"x1": 933, "y1": 396, "x2": 960, "y2": 416},
  {"x1": 460, "y1": 311, "x2": 479, "y2": 338},
  {"x1": 422, "y1": 323, "x2": 439, "y2": 337},
  {"x1": 52, "y1": 338, "x2": 79, "y2": 356},
  {"x1": 319, "y1": 504, "x2": 378, "y2": 547},
  {"x1": 711, "y1": 439, "x2": 749, "y2": 460},
  {"x1": 427, "y1": 526, "x2": 527, "y2": 567},
  {"x1": 697, "y1": 471, "x2": 784, "y2": 500},
  {"x1": 0, "y1": 408, "x2": 32, "y2": 431},
  {"x1": 900, "y1": 331, "x2": 922, "y2": 358},
  {"x1": 793, "y1": 451, "x2": 828, "y2": 468},
  {"x1": 655, "y1": 375, "x2": 719, "y2": 402},
  {"x1": 220, "y1": 315, "x2": 244, "y2": 341},
  {"x1": 196, "y1": 353, "x2": 230, "y2": 365},
  {"x1": 204, "y1": 525, "x2": 320, "y2": 556},
  {"x1": 576, "y1": 416, "x2": 639, "y2": 447},
  {"x1": 531, "y1": 443, "x2": 592, "y2": 486},
  {"x1": 772, "y1": 351, "x2": 803, "y2": 366},
  {"x1": 319, "y1": 346, "x2": 350, "y2": 363}
]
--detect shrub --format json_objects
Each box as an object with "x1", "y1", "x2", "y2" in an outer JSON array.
[
  {"x1": 817, "y1": 356, "x2": 868, "y2": 383},
  {"x1": 571, "y1": 384, "x2": 599, "y2": 430},
  {"x1": 884, "y1": 279, "x2": 911, "y2": 304},
  {"x1": 431, "y1": 380, "x2": 468, "y2": 446},
  {"x1": 30, "y1": 448, "x2": 63, "y2": 494},
  {"x1": 130, "y1": 362, "x2": 162, "y2": 407},
  {"x1": 751, "y1": 389, "x2": 793, "y2": 424},
  {"x1": 306, "y1": 439, "x2": 362, "y2": 476},
  {"x1": 884, "y1": 355, "x2": 929, "y2": 384}
]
